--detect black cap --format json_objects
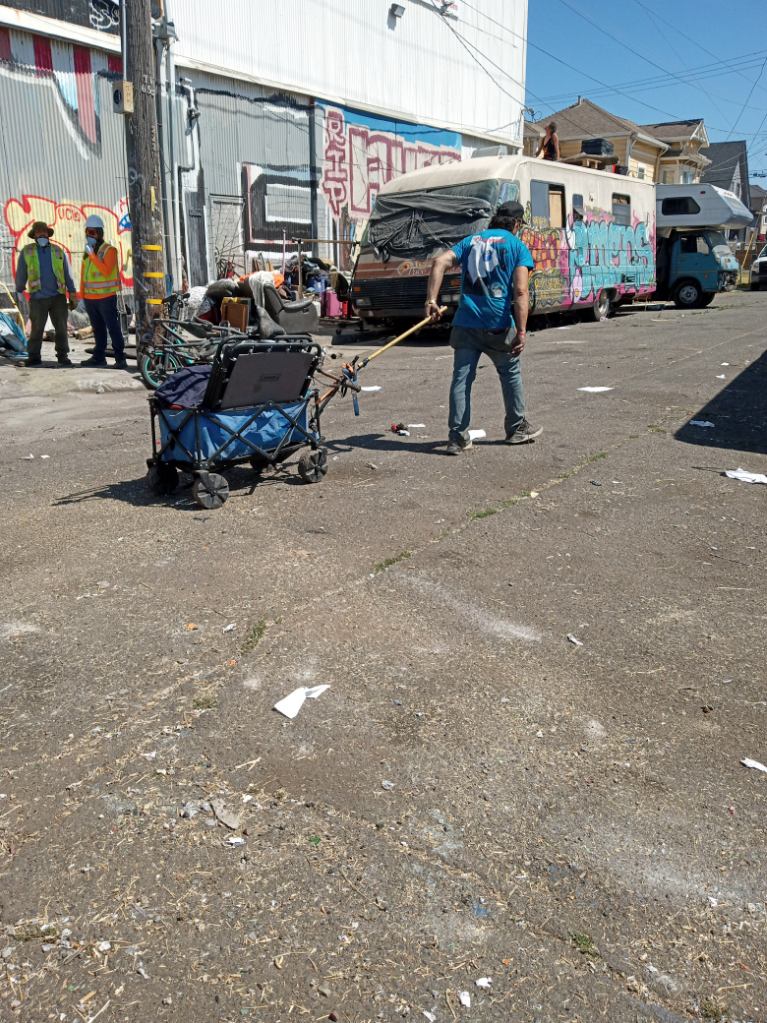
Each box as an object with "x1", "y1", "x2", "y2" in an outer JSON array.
[{"x1": 495, "y1": 200, "x2": 525, "y2": 221}]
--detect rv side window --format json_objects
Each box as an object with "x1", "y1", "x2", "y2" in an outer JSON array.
[
  {"x1": 661, "y1": 196, "x2": 701, "y2": 216},
  {"x1": 572, "y1": 193, "x2": 584, "y2": 221},
  {"x1": 531, "y1": 180, "x2": 565, "y2": 227},
  {"x1": 612, "y1": 194, "x2": 631, "y2": 225}
]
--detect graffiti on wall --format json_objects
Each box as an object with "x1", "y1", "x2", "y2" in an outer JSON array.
[
  {"x1": 320, "y1": 104, "x2": 461, "y2": 264},
  {"x1": 10, "y1": 0, "x2": 120, "y2": 33},
  {"x1": 523, "y1": 207, "x2": 655, "y2": 311},
  {"x1": 4, "y1": 194, "x2": 133, "y2": 288}
]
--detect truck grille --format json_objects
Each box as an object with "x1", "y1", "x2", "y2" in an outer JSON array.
[{"x1": 355, "y1": 277, "x2": 429, "y2": 309}]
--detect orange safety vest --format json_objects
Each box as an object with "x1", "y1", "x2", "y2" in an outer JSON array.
[{"x1": 81, "y1": 242, "x2": 120, "y2": 299}]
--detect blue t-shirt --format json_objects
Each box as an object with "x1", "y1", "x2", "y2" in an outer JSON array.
[{"x1": 451, "y1": 229, "x2": 534, "y2": 330}]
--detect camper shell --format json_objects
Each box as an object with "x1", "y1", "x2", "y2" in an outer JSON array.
[{"x1": 656, "y1": 183, "x2": 754, "y2": 232}]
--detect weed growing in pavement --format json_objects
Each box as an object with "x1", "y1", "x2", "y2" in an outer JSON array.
[
  {"x1": 373, "y1": 550, "x2": 411, "y2": 574},
  {"x1": 700, "y1": 997, "x2": 726, "y2": 1021},
  {"x1": 241, "y1": 619, "x2": 266, "y2": 654},
  {"x1": 647, "y1": 423, "x2": 667, "y2": 434},
  {"x1": 570, "y1": 931, "x2": 600, "y2": 958},
  {"x1": 469, "y1": 506, "x2": 499, "y2": 520},
  {"x1": 192, "y1": 694, "x2": 217, "y2": 710}
]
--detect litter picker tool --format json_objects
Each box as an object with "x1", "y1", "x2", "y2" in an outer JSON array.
[{"x1": 317, "y1": 308, "x2": 447, "y2": 414}]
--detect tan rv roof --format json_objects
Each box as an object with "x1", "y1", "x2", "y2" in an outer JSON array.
[{"x1": 379, "y1": 156, "x2": 525, "y2": 194}]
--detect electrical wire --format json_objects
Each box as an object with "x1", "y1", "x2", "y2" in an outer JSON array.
[{"x1": 726, "y1": 57, "x2": 767, "y2": 141}]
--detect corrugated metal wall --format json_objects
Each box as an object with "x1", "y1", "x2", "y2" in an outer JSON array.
[{"x1": 172, "y1": 0, "x2": 527, "y2": 148}]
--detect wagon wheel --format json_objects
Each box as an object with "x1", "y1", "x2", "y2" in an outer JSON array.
[
  {"x1": 146, "y1": 462, "x2": 178, "y2": 495},
  {"x1": 297, "y1": 448, "x2": 328, "y2": 484},
  {"x1": 192, "y1": 472, "x2": 229, "y2": 509}
]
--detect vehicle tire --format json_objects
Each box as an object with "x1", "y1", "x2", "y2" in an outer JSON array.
[
  {"x1": 698, "y1": 292, "x2": 715, "y2": 307},
  {"x1": 673, "y1": 280, "x2": 702, "y2": 309},
  {"x1": 750, "y1": 282, "x2": 760, "y2": 291},
  {"x1": 146, "y1": 462, "x2": 178, "y2": 495},
  {"x1": 589, "y1": 290, "x2": 611, "y2": 321},
  {"x1": 139, "y1": 349, "x2": 182, "y2": 390},
  {"x1": 193, "y1": 472, "x2": 229, "y2": 509},
  {"x1": 298, "y1": 448, "x2": 328, "y2": 484}
]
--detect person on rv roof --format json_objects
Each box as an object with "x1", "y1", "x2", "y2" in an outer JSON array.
[
  {"x1": 425, "y1": 200, "x2": 543, "y2": 455},
  {"x1": 536, "y1": 122, "x2": 560, "y2": 162}
]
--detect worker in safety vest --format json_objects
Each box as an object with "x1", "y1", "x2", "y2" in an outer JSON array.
[
  {"x1": 79, "y1": 215, "x2": 128, "y2": 369},
  {"x1": 14, "y1": 220, "x2": 78, "y2": 367}
]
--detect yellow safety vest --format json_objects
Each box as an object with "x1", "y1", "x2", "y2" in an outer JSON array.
[
  {"x1": 82, "y1": 243, "x2": 120, "y2": 299},
  {"x1": 23, "y1": 242, "x2": 67, "y2": 294}
]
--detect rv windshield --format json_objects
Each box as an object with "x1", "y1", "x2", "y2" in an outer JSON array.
[
  {"x1": 365, "y1": 179, "x2": 501, "y2": 261},
  {"x1": 707, "y1": 230, "x2": 732, "y2": 260}
]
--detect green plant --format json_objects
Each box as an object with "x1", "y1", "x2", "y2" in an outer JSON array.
[
  {"x1": 373, "y1": 550, "x2": 411, "y2": 574},
  {"x1": 570, "y1": 931, "x2": 600, "y2": 958},
  {"x1": 241, "y1": 619, "x2": 266, "y2": 654}
]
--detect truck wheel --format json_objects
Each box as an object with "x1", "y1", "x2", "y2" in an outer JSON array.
[
  {"x1": 698, "y1": 293, "x2": 715, "y2": 307},
  {"x1": 750, "y1": 282, "x2": 760, "y2": 291},
  {"x1": 673, "y1": 280, "x2": 702, "y2": 309},
  {"x1": 589, "y1": 291, "x2": 611, "y2": 322}
]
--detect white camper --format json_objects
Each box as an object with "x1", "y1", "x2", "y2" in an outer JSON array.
[{"x1": 656, "y1": 183, "x2": 754, "y2": 232}]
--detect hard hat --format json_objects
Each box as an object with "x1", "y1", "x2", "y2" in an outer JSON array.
[{"x1": 85, "y1": 215, "x2": 105, "y2": 231}]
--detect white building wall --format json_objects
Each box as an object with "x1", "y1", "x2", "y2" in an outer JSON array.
[{"x1": 171, "y1": 0, "x2": 527, "y2": 148}]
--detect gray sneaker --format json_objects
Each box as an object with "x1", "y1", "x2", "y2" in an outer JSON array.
[
  {"x1": 446, "y1": 438, "x2": 473, "y2": 455},
  {"x1": 505, "y1": 419, "x2": 543, "y2": 444}
]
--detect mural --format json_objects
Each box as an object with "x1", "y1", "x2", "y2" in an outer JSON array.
[
  {"x1": 4, "y1": 194, "x2": 133, "y2": 288},
  {"x1": 10, "y1": 1, "x2": 121, "y2": 34},
  {"x1": 523, "y1": 207, "x2": 655, "y2": 311},
  {"x1": 319, "y1": 104, "x2": 461, "y2": 265}
]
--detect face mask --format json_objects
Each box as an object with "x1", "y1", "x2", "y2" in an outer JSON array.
[{"x1": 36, "y1": 237, "x2": 49, "y2": 248}]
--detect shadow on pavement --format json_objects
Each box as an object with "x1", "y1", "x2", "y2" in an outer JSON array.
[{"x1": 675, "y1": 348, "x2": 767, "y2": 455}]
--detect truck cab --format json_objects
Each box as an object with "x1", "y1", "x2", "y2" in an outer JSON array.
[{"x1": 656, "y1": 228, "x2": 739, "y2": 309}]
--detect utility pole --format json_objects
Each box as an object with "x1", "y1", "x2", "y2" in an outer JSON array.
[{"x1": 122, "y1": 0, "x2": 165, "y2": 349}]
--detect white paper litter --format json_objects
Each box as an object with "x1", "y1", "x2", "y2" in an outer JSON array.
[
  {"x1": 381, "y1": 779, "x2": 395, "y2": 791},
  {"x1": 459, "y1": 991, "x2": 471, "y2": 1008},
  {"x1": 408, "y1": 423, "x2": 426, "y2": 429},
  {"x1": 578, "y1": 386, "x2": 613, "y2": 393},
  {"x1": 361, "y1": 385, "x2": 382, "y2": 392},
  {"x1": 468, "y1": 428, "x2": 487, "y2": 440},
  {"x1": 225, "y1": 836, "x2": 246, "y2": 847},
  {"x1": 21, "y1": 454, "x2": 34, "y2": 460},
  {"x1": 721, "y1": 362, "x2": 730, "y2": 366},
  {"x1": 690, "y1": 420, "x2": 715, "y2": 428},
  {"x1": 40, "y1": 454, "x2": 50, "y2": 459},
  {"x1": 741, "y1": 757, "x2": 767, "y2": 774},
  {"x1": 475, "y1": 977, "x2": 492, "y2": 989},
  {"x1": 222, "y1": 623, "x2": 236, "y2": 633},
  {"x1": 716, "y1": 374, "x2": 726, "y2": 379},
  {"x1": 273, "y1": 684, "x2": 330, "y2": 719},
  {"x1": 725, "y1": 468, "x2": 767, "y2": 486},
  {"x1": 423, "y1": 1013, "x2": 436, "y2": 1023},
  {"x1": 567, "y1": 634, "x2": 584, "y2": 647}
]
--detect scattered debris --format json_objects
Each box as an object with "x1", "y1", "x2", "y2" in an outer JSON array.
[
  {"x1": 408, "y1": 423, "x2": 426, "y2": 429},
  {"x1": 475, "y1": 977, "x2": 492, "y2": 989},
  {"x1": 273, "y1": 683, "x2": 330, "y2": 719},
  {"x1": 529, "y1": 490, "x2": 539, "y2": 498},
  {"x1": 361, "y1": 385, "x2": 382, "y2": 392},
  {"x1": 225, "y1": 835, "x2": 246, "y2": 847},
  {"x1": 578, "y1": 386, "x2": 613, "y2": 393},
  {"x1": 40, "y1": 454, "x2": 50, "y2": 460},
  {"x1": 180, "y1": 801, "x2": 202, "y2": 819},
  {"x1": 459, "y1": 991, "x2": 471, "y2": 1008},
  {"x1": 95, "y1": 940, "x2": 112, "y2": 953},
  {"x1": 690, "y1": 420, "x2": 715, "y2": 428},
  {"x1": 741, "y1": 757, "x2": 767, "y2": 775},
  {"x1": 716, "y1": 373, "x2": 726, "y2": 379},
  {"x1": 721, "y1": 362, "x2": 730, "y2": 366},
  {"x1": 468, "y1": 428, "x2": 486, "y2": 441},
  {"x1": 222, "y1": 623, "x2": 236, "y2": 633},
  {"x1": 184, "y1": 623, "x2": 199, "y2": 632},
  {"x1": 21, "y1": 454, "x2": 34, "y2": 460},
  {"x1": 381, "y1": 779, "x2": 395, "y2": 791},
  {"x1": 567, "y1": 634, "x2": 584, "y2": 647},
  {"x1": 391, "y1": 422, "x2": 410, "y2": 436},
  {"x1": 423, "y1": 1012, "x2": 437, "y2": 1023},
  {"x1": 724, "y1": 468, "x2": 767, "y2": 486}
]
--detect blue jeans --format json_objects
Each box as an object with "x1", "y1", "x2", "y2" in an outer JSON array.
[
  {"x1": 84, "y1": 295, "x2": 125, "y2": 360},
  {"x1": 448, "y1": 326, "x2": 525, "y2": 443}
]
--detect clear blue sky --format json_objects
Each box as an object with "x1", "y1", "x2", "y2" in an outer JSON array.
[{"x1": 524, "y1": 0, "x2": 767, "y2": 183}]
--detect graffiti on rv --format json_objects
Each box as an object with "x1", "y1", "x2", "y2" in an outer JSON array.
[
  {"x1": 523, "y1": 207, "x2": 654, "y2": 310},
  {"x1": 320, "y1": 104, "x2": 461, "y2": 260},
  {"x1": 4, "y1": 195, "x2": 133, "y2": 288}
]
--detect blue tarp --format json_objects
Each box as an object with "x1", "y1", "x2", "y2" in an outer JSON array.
[{"x1": 0, "y1": 310, "x2": 27, "y2": 358}]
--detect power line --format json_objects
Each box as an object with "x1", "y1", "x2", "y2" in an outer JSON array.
[{"x1": 726, "y1": 57, "x2": 767, "y2": 140}]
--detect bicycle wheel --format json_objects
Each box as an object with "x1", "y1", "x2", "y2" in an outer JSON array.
[{"x1": 139, "y1": 349, "x2": 182, "y2": 390}]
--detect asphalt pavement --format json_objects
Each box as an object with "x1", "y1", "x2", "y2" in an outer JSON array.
[{"x1": 1, "y1": 292, "x2": 766, "y2": 1022}]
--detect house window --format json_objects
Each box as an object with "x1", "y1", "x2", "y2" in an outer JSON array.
[
  {"x1": 612, "y1": 193, "x2": 631, "y2": 226},
  {"x1": 680, "y1": 171, "x2": 694, "y2": 184},
  {"x1": 531, "y1": 179, "x2": 565, "y2": 228},
  {"x1": 661, "y1": 196, "x2": 701, "y2": 216},
  {"x1": 637, "y1": 167, "x2": 645, "y2": 180}
]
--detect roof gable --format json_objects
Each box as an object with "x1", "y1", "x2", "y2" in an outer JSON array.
[{"x1": 534, "y1": 97, "x2": 664, "y2": 147}]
